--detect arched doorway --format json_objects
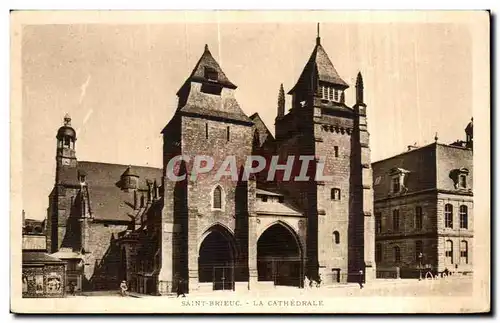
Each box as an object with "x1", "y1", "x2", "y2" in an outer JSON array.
[
  {"x1": 257, "y1": 222, "x2": 303, "y2": 287},
  {"x1": 198, "y1": 225, "x2": 236, "y2": 291}
]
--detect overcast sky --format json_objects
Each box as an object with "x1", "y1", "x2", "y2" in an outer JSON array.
[{"x1": 21, "y1": 21, "x2": 472, "y2": 220}]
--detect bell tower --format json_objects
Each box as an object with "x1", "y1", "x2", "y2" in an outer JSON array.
[{"x1": 56, "y1": 113, "x2": 77, "y2": 169}]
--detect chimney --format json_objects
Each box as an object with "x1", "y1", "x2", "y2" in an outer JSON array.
[{"x1": 407, "y1": 142, "x2": 419, "y2": 151}]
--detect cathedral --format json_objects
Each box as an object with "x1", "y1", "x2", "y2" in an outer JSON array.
[{"x1": 46, "y1": 30, "x2": 376, "y2": 295}]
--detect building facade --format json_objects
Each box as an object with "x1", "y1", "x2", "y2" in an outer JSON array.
[
  {"x1": 372, "y1": 122, "x2": 473, "y2": 278},
  {"x1": 46, "y1": 31, "x2": 376, "y2": 294},
  {"x1": 22, "y1": 216, "x2": 66, "y2": 298}
]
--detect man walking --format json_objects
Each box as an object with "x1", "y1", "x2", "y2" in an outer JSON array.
[
  {"x1": 358, "y1": 269, "x2": 364, "y2": 289},
  {"x1": 177, "y1": 278, "x2": 186, "y2": 298},
  {"x1": 120, "y1": 280, "x2": 128, "y2": 297}
]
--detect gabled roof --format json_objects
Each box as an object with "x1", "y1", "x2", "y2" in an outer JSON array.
[
  {"x1": 250, "y1": 113, "x2": 274, "y2": 147},
  {"x1": 289, "y1": 40, "x2": 349, "y2": 94},
  {"x1": 58, "y1": 161, "x2": 162, "y2": 222},
  {"x1": 177, "y1": 44, "x2": 236, "y2": 95}
]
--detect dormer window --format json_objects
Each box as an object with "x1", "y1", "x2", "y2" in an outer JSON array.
[
  {"x1": 450, "y1": 167, "x2": 469, "y2": 189},
  {"x1": 319, "y1": 84, "x2": 343, "y2": 103},
  {"x1": 204, "y1": 67, "x2": 218, "y2": 81},
  {"x1": 459, "y1": 174, "x2": 467, "y2": 189},
  {"x1": 391, "y1": 177, "x2": 400, "y2": 193},
  {"x1": 389, "y1": 168, "x2": 410, "y2": 194}
]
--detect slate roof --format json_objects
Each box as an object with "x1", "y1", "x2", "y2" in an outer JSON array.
[
  {"x1": 177, "y1": 44, "x2": 236, "y2": 95},
  {"x1": 250, "y1": 113, "x2": 274, "y2": 147},
  {"x1": 58, "y1": 161, "x2": 162, "y2": 222},
  {"x1": 176, "y1": 45, "x2": 253, "y2": 125},
  {"x1": 23, "y1": 251, "x2": 65, "y2": 264},
  {"x1": 179, "y1": 91, "x2": 253, "y2": 124},
  {"x1": 289, "y1": 40, "x2": 349, "y2": 94}
]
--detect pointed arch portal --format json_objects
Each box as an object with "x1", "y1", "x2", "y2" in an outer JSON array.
[
  {"x1": 198, "y1": 224, "x2": 236, "y2": 290},
  {"x1": 257, "y1": 222, "x2": 304, "y2": 287}
]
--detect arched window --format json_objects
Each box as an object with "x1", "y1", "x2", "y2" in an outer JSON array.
[
  {"x1": 333, "y1": 231, "x2": 340, "y2": 244},
  {"x1": 460, "y1": 240, "x2": 468, "y2": 264},
  {"x1": 445, "y1": 240, "x2": 453, "y2": 264},
  {"x1": 331, "y1": 188, "x2": 341, "y2": 200},
  {"x1": 375, "y1": 244, "x2": 382, "y2": 263},
  {"x1": 213, "y1": 186, "x2": 223, "y2": 210},
  {"x1": 415, "y1": 206, "x2": 423, "y2": 230},
  {"x1": 392, "y1": 209, "x2": 400, "y2": 231},
  {"x1": 394, "y1": 246, "x2": 401, "y2": 263},
  {"x1": 460, "y1": 205, "x2": 468, "y2": 229},
  {"x1": 445, "y1": 204, "x2": 453, "y2": 228}
]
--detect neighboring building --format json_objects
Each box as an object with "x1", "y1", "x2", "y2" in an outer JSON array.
[
  {"x1": 372, "y1": 120, "x2": 473, "y2": 277},
  {"x1": 22, "y1": 215, "x2": 66, "y2": 298},
  {"x1": 46, "y1": 30, "x2": 375, "y2": 295},
  {"x1": 45, "y1": 114, "x2": 163, "y2": 291}
]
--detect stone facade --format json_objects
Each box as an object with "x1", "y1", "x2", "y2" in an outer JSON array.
[
  {"x1": 372, "y1": 122, "x2": 473, "y2": 278},
  {"x1": 46, "y1": 33, "x2": 376, "y2": 294}
]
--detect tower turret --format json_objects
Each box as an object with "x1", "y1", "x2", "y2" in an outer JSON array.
[
  {"x1": 355, "y1": 72, "x2": 364, "y2": 105},
  {"x1": 465, "y1": 117, "x2": 473, "y2": 149},
  {"x1": 277, "y1": 83, "x2": 285, "y2": 119},
  {"x1": 120, "y1": 166, "x2": 139, "y2": 191},
  {"x1": 56, "y1": 113, "x2": 77, "y2": 168}
]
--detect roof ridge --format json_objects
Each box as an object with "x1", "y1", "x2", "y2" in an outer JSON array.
[{"x1": 78, "y1": 160, "x2": 162, "y2": 170}]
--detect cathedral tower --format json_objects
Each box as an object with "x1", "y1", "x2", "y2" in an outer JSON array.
[
  {"x1": 159, "y1": 45, "x2": 254, "y2": 294},
  {"x1": 274, "y1": 25, "x2": 374, "y2": 283}
]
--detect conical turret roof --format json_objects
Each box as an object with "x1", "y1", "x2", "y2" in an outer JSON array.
[
  {"x1": 177, "y1": 44, "x2": 236, "y2": 95},
  {"x1": 289, "y1": 41, "x2": 348, "y2": 94}
]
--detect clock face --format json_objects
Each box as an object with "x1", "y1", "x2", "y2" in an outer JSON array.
[{"x1": 62, "y1": 158, "x2": 70, "y2": 166}]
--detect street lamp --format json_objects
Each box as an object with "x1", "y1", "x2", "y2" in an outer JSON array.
[{"x1": 418, "y1": 252, "x2": 423, "y2": 281}]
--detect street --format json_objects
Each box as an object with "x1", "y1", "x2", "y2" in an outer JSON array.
[{"x1": 73, "y1": 276, "x2": 473, "y2": 299}]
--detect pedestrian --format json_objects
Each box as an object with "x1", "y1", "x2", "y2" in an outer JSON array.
[
  {"x1": 68, "y1": 281, "x2": 76, "y2": 296},
  {"x1": 358, "y1": 269, "x2": 364, "y2": 289},
  {"x1": 120, "y1": 280, "x2": 128, "y2": 297},
  {"x1": 177, "y1": 278, "x2": 186, "y2": 298}
]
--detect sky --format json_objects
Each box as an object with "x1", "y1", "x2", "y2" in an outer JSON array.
[{"x1": 21, "y1": 21, "x2": 472, "y2": 220}]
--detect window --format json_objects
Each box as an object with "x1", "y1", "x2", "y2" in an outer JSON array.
[
  {"x1": 445, "y1": 204, "x2": 453, "y2": 228},
  {"x1": 375, "y1": 213, "x2": 382, "y2": 233},
  {"x1": 445, "y1": 240, "x2": 453, "y2": 264},
  {"x1": 415, "y1": 240, "x2": 423, "y2": 261},
  {"x1": 328, "y1": 87, "x2": 333, "y2": 100},
  {"x1": 391, "y1": 176, "x2": 400, "y2": 193},
  {"x1": 321, "y1": 85, "x2": 326, "y2": 99},
  {"x1": 226, "y1": 126, "x2": 230, "y2": 141},
  {"x1": 392, "y1": 209, "x2": 400, "y2": 231},
  {"x1": 262, "y1": 196, "x2": 268, "y2": 202},
  {"x1": 334, "y1": 146, "x2": 339, "y2": 157},
  {"x1": 394, "y1": 246, "x2": 401, "y2": 263},
  {"x1": 333, "y1": 231, "x2": 340, "y2": 244},
  {"x1": 459, "y1": 174, "x2": 467, "y2": 188},
  {"x1": 331, "y1": 188, "x2": 341, "y2": 200},
  {"x1": 375, "y1": 244, "x2": 382, "y2": 263},
  {"x1": 204, "y1": 67, "x2": 218, "y2": 81},
  {"x1": 64, "y1": 137, "x2": 70, "y2": 147},
  {"x1": 415, "y1": 206, "x2": 423, "y2": 230},
  {"x1": 334, "y1": 89, "x2": 339, "y2": 101},
  {"x1": 460, "y1": 205, "x2": 468, "y2": 229},
  {"x1": 460, "y1": 240, "x2": 468, "y2": 264},
  {"x1": 205, "y1": 123, "x2": 209, "y2": 139},
  {"x1": 213, "y1": 186, "x2": 222, "y2": 209}
]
